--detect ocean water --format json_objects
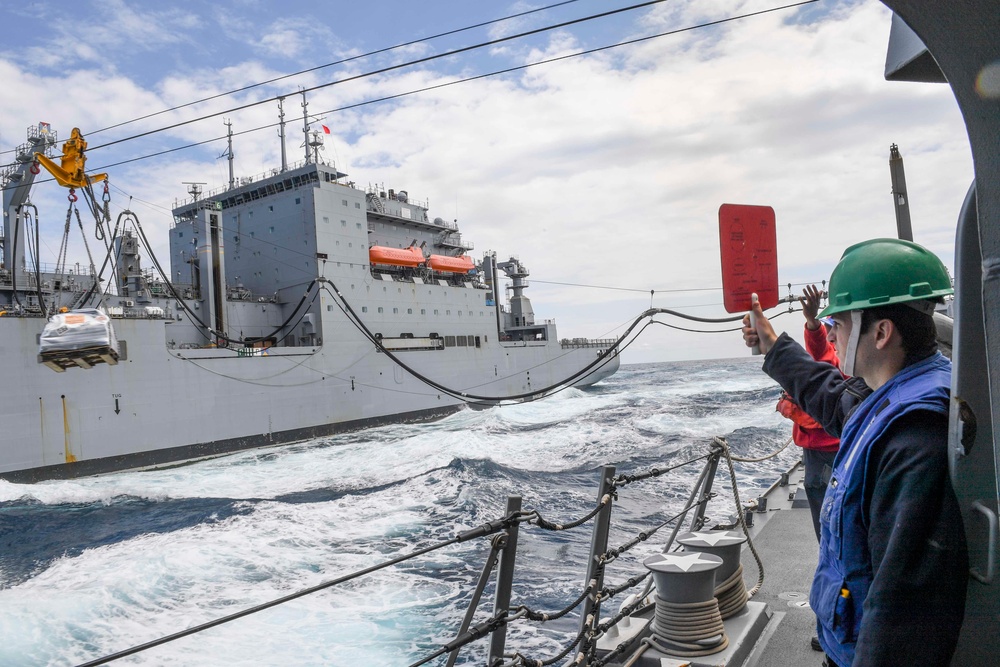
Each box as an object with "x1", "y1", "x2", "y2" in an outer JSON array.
[{"x1": 0, "y1": 358, "x2": 798, "y2": 666}]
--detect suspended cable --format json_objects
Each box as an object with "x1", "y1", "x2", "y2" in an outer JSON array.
[
  {"x1": 82, "y1": 1, "x2": 582, "y2": 138},
  {"x1": 1, "y1": 0, "x2": 817, "y2": 181},
  {"x1": 86, "y1": 0, "x2": 677, "y2": 152},
  {"x1": 0, "y1": 3, "x2": 583, "y2": 158},
  {"x1": 532, "y1": 279, "x2": 721, "y2": 294},
  {"x1": 89, "y1": 0, "x2": 820, "y2": 157}
]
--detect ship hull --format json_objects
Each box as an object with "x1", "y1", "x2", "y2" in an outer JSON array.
[{"x1": 1, "y1": 317, "x2": 618, "y2": 482}]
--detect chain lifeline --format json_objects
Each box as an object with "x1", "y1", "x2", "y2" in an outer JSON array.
[{"x1": 74, "y1": 435, "x2": 790, "y2": 667}]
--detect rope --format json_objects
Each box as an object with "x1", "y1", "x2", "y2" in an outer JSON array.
[
  {"x1": 612, "y1": 453, "x2": 713, "y2": 486},
  {"x1": 729, "y1": 434, "x2": 794, "y2": 462},
  {"x1": 714, "y1": 436, "x2": 766, "y2": 597},
  {"x1": 648, "y1": 598, "x2": 729, "y2": 657},
  {"x1": 714, "y1": 563, "x2": 750, "y2": 618},
  {"x1": 55, "y1": 203, "x2": 72, "y2": 279},
  {"x1": 529, "y1": 494, "x2": 612, "y2": 531},
  {"x1": 408, "y1": 610, "x2": 524, "y2": 667},
  {"x1": 585, "y1": 600, "x2": 656, "y2": 667},
  {"x1": 73, "y1": 204, "x2": 105, "y2": 309}
]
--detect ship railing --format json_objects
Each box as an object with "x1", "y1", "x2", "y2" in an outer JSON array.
[
  {"x1": 11, "y1": 261, "x2": 94, "y2": 278},
  {"x1": 439, "y1": 232, "x2": 474, "y2": 250},
  {"x1": 441, "y1": 450, "x2": 723, "y2": 666},
  {"x1": 198, "y1": 159, "x2": 314, "y2": 201},
  {"x1": 560, "y1": 337, "x2": 619, "y2": 349},
  {"x1": 71, "y1": 438, "x2": 775, "y2": 667},
  {"x1": 365, "y1": 185, "x2": 431, "y2": 211},
  {"x1": 171, "y1": 158, "x2": 342, "y2": 210}
]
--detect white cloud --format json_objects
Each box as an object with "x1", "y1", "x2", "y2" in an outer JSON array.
[{"x1": 1, "y1": 0, "x2": 972, "y2": 363}]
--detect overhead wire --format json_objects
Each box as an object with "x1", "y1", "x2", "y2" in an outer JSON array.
[
  {"x1": 0, "y1": 1, "x2": 582, "y2": 157},
  {"x1": 1, "y1": 0, "x2": 819, "y2": 182},
  {"x1": 82, "y1": 0, "x2": 583, "y2": 138},
  {"x1": 84, "y1": 0, "x2": 679, "y2": 152}
]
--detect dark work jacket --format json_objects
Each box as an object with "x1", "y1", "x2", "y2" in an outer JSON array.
[{"x1": 762, "y1": 334, "x2": 968, "y2": 667}]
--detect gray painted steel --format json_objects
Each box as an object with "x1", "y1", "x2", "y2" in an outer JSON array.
[{"x1": 0, "y1": 158, "x2": 619, "y2": 481}]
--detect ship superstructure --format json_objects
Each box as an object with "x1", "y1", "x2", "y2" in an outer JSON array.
[{"x1": 0, "y1": 120, "x2": 619, "y2": 482}]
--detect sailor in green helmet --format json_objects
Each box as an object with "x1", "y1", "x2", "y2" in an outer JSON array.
[{"x1": 742, "y1": 238, "x2": 968, "y2": 667}]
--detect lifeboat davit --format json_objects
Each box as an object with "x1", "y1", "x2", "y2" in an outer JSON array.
[
  {"x1": 428, "y1": 254, "x2": 475, "y2": 274},
  {"x1": 369, "y1": 245, "x2": 425, "y2": 268}
]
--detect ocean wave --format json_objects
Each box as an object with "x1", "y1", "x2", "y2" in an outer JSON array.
[{"x1": 0, "y1": 358, "x2": 803, "y2": 665}]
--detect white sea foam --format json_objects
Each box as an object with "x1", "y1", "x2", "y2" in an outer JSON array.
[
  {"x1": 0, "y1": 360, "x2": 798, "y2": 665},
  {"x1": 0, "y1": 473, "x2": 478, "y2": 665}
]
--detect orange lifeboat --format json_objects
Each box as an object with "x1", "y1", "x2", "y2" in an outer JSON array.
[
  {"x1": 369, "y1": 245, "x2": 425, "y2": 267},
  {"x1": 428, "y1": 254, "x2": 475, "y2": 274}
]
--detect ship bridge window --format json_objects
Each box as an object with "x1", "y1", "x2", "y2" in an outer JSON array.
[
  {"x1": 456, "y1": 336, "x2": 467, "y2": 347},
  {"x1": 445, "y1": 336, "x2": 456, "y2": 347},
  {"x1": 475, "y1": 336, "x2": 481, "y2": 348}
]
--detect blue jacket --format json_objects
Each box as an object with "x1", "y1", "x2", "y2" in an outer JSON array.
[
  {"x1": 810, "y1": 353, "x2": 949, "y2": 666},
  {"x1": 763, "y1": 335, "x2": 967, "y2": 666}
]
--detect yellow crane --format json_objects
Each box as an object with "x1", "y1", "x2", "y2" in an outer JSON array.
[{"x1": 33, "y1": 127, "x2": 107, "y2": 189}]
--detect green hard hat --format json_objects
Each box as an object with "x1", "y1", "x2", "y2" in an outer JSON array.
[{"x1": 819, "y1": 238, "x2": 953, "y2": 318}]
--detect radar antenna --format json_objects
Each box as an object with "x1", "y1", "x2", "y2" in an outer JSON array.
[{"x1": 183, "y1": 182, "x2": 207, "y2": 201}]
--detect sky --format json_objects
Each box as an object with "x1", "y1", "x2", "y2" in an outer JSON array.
[{"x1": 0, "y1": 0, "x2": 973, "y2": 364}]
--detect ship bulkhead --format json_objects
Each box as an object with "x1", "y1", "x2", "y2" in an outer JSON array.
[{"x1": 0, "y1": 163, "x2": 617, "y2": 482}]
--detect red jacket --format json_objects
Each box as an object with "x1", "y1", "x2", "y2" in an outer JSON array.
[{"x1": 775, "y1": 324, "x2": 840, "y2": 452}]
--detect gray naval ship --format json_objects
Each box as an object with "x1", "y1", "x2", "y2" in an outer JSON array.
[{"x1": 0, "y1": 116, "x2": 619, "y2": 483}]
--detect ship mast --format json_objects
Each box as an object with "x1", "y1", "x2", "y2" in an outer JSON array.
[
  {"x1": 278, "y1": 97, "x2": 288, "y2": 172},
  {"x1": 888, "y1": 143, "x2": 913, "y2": 241},
  {"x1": 301, "y1": 90, "x2": 311, "y2": 164},
  {"x1": 221, "y1": 118, "x2": 235, "y2": 190}
]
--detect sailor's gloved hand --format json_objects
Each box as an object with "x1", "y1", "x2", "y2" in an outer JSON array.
[
  {"x1": 742, "y1": 300, "x2": 778, "y2": 354},
  {"x1": 800, "y1": 284, "x2": 824, "y2": 331}
]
